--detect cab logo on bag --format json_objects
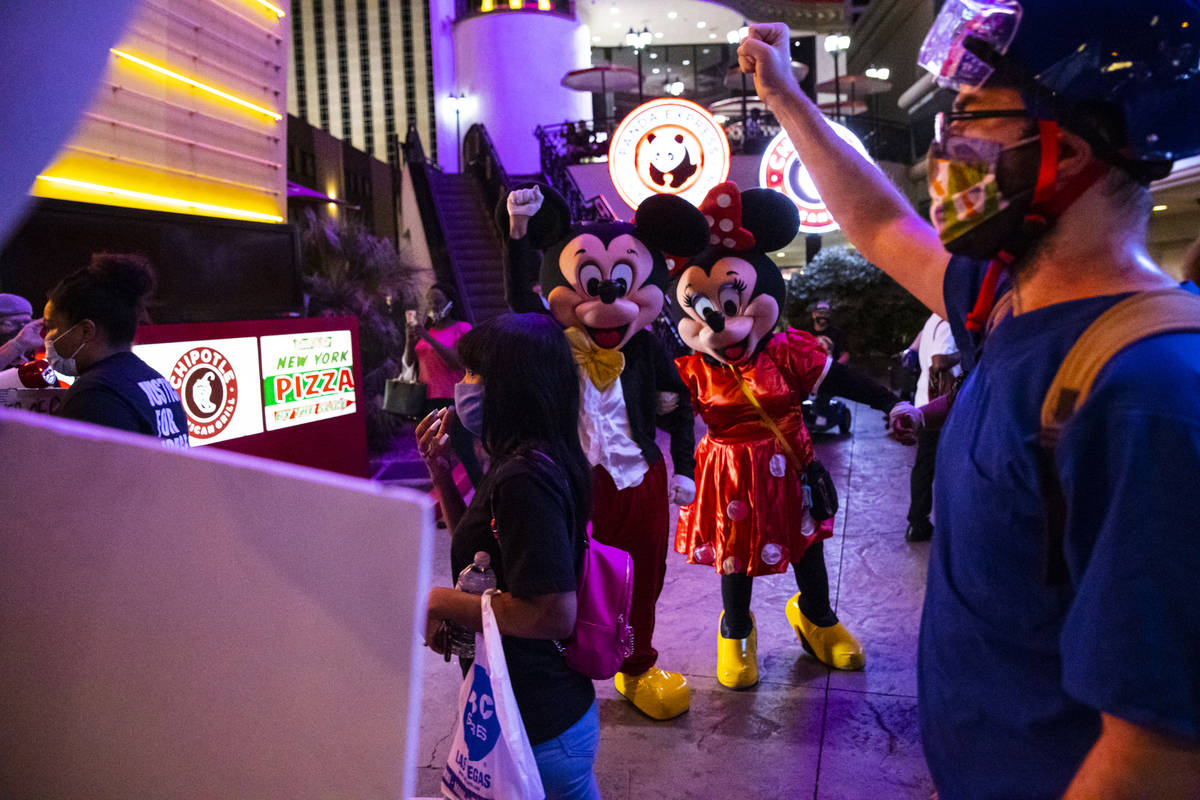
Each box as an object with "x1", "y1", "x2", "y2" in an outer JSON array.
[
  {"x1": 170, "y1": 346, "x2": 239, "y2": 440},
  {"x1": 463, "y1": 666, "x2": 500, "y2": 762}
]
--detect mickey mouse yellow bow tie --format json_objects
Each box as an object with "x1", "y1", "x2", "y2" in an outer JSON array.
[{"x1": 564, "y1": 326, "x2": 625, "y2": 391}]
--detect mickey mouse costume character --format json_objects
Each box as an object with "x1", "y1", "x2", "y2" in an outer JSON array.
[
  {"x1": 667, "y1": 181, "x2": 918, "y2": 688},
  {"x1": 501, "y1": 184, "x2": 709, "y2": 720}
]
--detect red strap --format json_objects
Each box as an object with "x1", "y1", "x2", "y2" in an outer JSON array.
[
  {"x1": 964, "y1": 124, "x2": 1110, "y2": 335},
  {"x1": 965, "y1": 252, "x2": 1013, "y2": 333},
  {"x1": 1033, "y1": 120, "x2": 1059, "y2": 206},
  {"x1": 1040, "y1": 159, "x2": 1109, "y2": 219}
]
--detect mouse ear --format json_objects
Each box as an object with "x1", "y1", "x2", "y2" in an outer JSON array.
[
  {"x1": 632, "y1": 194, "x2": 710, "y2": 257},
  {"x1": 740, "y1": 188, "x2": 800, "y2": 253},
  {"x1": 495, "y1": 182, "x2": 572, "y2": 248}
]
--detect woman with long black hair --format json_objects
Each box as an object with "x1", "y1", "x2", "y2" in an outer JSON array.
[{"x1": 419, "y1": 312, "x2": 599, "y2": 800}]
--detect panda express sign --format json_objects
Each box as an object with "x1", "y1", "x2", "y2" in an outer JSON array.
[{"x1": 608, "y1": 98, "x2": 731, "y2": 210}]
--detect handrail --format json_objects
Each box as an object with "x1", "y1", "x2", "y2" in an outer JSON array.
[
  {"x1": 587, "y1": 193, "x2": 617, "y2": 222},
  {"x1": 463, "y1": 123, "x2": 510, "y2": 235},
  {"x1": 534, "y1": 123, "x2": 615, "y2": 222},
  {"x1": 401, "y1": 123, "x2": 475, "y2": 321}
]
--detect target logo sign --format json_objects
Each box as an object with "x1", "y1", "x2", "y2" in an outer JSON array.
[
  {"x1": 608, "y1": 98, "x2": 731, "y2": 210},
  {"x1": 758, "y1": 121, "x2": 874, "y2": 234}
]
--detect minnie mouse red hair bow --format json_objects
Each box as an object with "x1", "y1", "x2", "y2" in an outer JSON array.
[{"x1": 699, "y1": 181, "x2": 756, "y2": 253}]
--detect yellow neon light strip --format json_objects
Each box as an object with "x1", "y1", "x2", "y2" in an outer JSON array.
[
  {"x1": 37, "y1": 176, "x2": 284, "y2": 222},
  {"x1": 250, "y1": 0, "x2": 286, "y2": 17},
  {"x1": 111, "y1": 49, "x2": 282, "y2": 121}
]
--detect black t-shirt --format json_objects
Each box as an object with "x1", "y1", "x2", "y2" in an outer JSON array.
[
  {"x1": 450, "y1": 450, "x2": 594, "y2": 745},
  {"x1": 58, "y1": 351, "x2": 190, "y2": 448}
]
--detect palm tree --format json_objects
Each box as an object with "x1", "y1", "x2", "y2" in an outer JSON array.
[{"x1": 299, "y1": 210, "x2": 424, "y2": 452}]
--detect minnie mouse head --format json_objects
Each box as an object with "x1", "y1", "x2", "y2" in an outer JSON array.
[
  {"x1": 499, "y1": 184, "x2": 708, "y2": 350},
  {"x1": 670, "y1": 181, "x2": 800, "y2": 365}
]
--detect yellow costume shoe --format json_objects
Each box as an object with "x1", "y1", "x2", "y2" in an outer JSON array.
[
  {"x1": 614, "y1": 667, "x2": 690, "y2": 720},
  {"x1": 717, "y1": 612, "x2": 759, "y2": 689},
  {"x1": 786, "y1": 593, "x2": 864, "y2": 671}
]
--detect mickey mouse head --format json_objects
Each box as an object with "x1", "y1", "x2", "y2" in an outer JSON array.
[
  {"x1": 670, "y1": 182, "x2": 800, "y2": 365},
  {"x1": 499, "y1": 184, "x2": 709, "y2": 350}
]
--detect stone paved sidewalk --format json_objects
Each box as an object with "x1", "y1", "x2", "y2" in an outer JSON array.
[{"x1": 398, "y1": 400, "x2": 934, "y2": 799}]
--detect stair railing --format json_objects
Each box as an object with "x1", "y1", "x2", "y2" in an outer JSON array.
[
  {"x1": 463, "y1": 123, "x2": 510, "y2": 234},
  {"x1": 400, "y1": 124, "x2": 474, "y2": 321},
  {"x1": 534, "y1": 124, "x2": 617, "y2": 223}
]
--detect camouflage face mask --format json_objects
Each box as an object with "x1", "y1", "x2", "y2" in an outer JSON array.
[{"x1": 927, "y1": 131, "x2": 1039, "y2": 247}]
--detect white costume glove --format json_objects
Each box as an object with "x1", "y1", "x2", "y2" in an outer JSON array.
[
  {"x1": 506, "y1": 185, "x2": 544, "y2": 218},
  {"x1": 668, "y1": 475, "x2": 696, "y2": 506},
  {"x1": 888, "y1": 401, "x2": 924, "y2": 446},
  {"x1": 656, "y1": 390, "x2": 680, "y2": 415}
]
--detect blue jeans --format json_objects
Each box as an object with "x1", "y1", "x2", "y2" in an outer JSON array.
[{"x1": 531, "y1": 701, "x2": 601, "y2": 800}]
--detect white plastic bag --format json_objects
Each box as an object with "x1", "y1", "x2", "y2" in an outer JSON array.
[{"x1": 441, "y1": 589, "x2": 545, "y2": 800}]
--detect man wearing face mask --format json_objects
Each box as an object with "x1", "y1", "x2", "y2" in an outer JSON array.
[
  {"x1": 0, "y1": 293, "x2": 45, "y2": 369},
  {"x1": 43, "y1": 253, "x2": 189, "y2": 448},
  {"x1": 744, "y1": 2, "x2": 1200, "y2": 798}
]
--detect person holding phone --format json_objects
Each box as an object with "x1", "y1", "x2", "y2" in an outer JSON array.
[{"x1": 403, "y1": 283, "x2": 481, "y2": 485}]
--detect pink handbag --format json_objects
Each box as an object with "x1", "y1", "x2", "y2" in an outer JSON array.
[
  {"x1": 558, "y1": 523, "x2": 635, "y2": 680},
  {"x1": 490, "y1": 453, "x2": 634, "y2": 680}
]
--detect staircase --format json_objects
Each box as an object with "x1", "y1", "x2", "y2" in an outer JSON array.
[
  {"x1": 507, "y1": 173, "x2": 545, "y2": 187},
  {"x1": 428, "y1": 172, "x2": 508, "y2": 323}
]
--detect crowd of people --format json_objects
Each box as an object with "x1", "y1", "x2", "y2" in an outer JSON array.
[
  {"x1": 4, "y1": 2, "x2": 1197, "y2": 797},
  {"x1": 414, "y1": 3, "x2": 1200, "y2": 798}
]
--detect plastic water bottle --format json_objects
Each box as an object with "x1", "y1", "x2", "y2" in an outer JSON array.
[{"x1": 449, "y1": 551, "x2": 496, "y2": 659}]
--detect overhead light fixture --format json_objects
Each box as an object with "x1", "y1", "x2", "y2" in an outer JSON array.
[
  {"x1": 111, "y1": 49, "x2": 281, "y2": 121},
  {"x1": 1153, "y1": 204, "x2": 1169, "y2": 211},
  {"x1": 708, "y1": 32, "x2": 717, "y2": 39},
  {"x1": 610, "y1": 5, "x2": 620, "y2": 13},
  {"x1": 36, "y1": 175, "x2": 284, "y2": 222},
  {"x1": 681, "y1": 59, "x2": 691, "y2": 66},
  {"x1": 865, "y1": 66, "x2": 891, "y2": 80},
  {"x1": 651, "y1": 67, "x2": 660, "y2": 74},
  {"x1": 777, "y1": 252, "x2": 787, "y2": 258},
  {"x1": 639, "y1": 26, "x2": 652, "y2": 47},
  {"x1": 649, "y1": 52, "x2": 658, "y2": 59},
  {"x1": 696, "y1": 20, "x2": 706, "y2": 29},
  {"x1": 593, "y1": 35, "x2": 601, "y2": 42},
  {"x1": 654, "y1": 31, "x2": 664, "y2": 38},
  {"x1": 823, "y1": 34, "x2": 851, "y2": 53},
  {"x1": 667, "y1": 10, "x2": 677, "y2": 20}
]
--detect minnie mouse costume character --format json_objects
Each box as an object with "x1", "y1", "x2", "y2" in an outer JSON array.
[
  {"x1": 501, "y1": 184, "x2": 709, "y2": 720},
  {"x1": 667, "y1": 181, "x2": 916, "y2": 688}
]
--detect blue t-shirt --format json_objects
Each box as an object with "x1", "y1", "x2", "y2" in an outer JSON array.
[{"x1": 919, "y1": 256, "x2": 1200, "y2": 800}]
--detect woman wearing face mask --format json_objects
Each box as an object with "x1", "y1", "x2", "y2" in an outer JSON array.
[
  {"x1": 403, "y1": 282, "x2": 482, "y2": 485},
  {"x1": 417, "y1": 313, "x2": 600, "y2": 800},
  {"x1": 42, "y1": 253, "x2": 189, "y2": 448}
]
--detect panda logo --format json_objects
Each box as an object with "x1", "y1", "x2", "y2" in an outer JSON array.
[{"x1": 639, "y1": 125, "x2": 701, "y2": 191}]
